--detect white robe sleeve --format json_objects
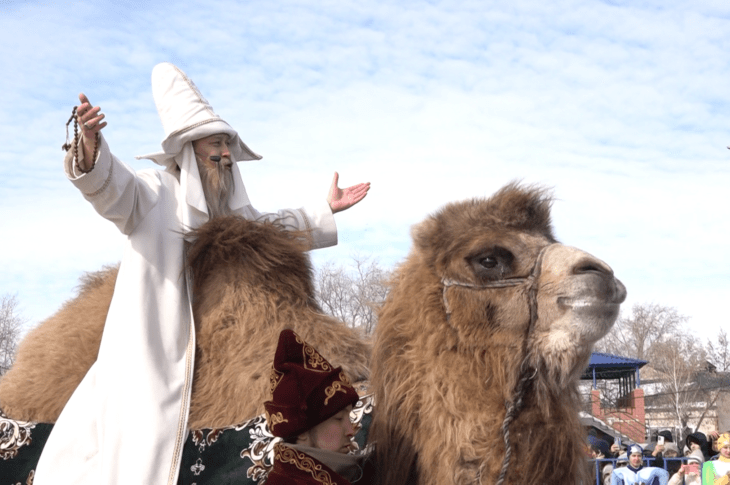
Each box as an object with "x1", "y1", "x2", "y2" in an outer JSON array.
[
  {"x1": 64, "y1": 134, "x2": 161, "y2": 236},
  {"x1": 243, "y1": 201, "x2": 337, "y2": 250},
  {"x1": 65, "y1": 135, "x2": 338, "y2": 248}
]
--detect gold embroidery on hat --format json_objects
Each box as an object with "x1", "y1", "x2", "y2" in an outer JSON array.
[
  {"x1": 275, "y1": 443, "x2": 337, "y2": 485},
  {"x1": 339, "y1": 371, "x2": 352, "y2": 387},
  {"x1": 296, "y1": 335, "x2": 332, "y2": 372},
  {"x1": 270, "y1": 367, "x2": 284, "y2": 396},
  {"x1": 266, "y1": 411, "x2": 289, "y2": 430},
  {"x1": 323, "y1": 372, "x2": 352, "y2": 405}
]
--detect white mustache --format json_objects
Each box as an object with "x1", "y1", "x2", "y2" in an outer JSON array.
[{"x1": 209, "y1": 155, "x2": 232, "y2": 168}]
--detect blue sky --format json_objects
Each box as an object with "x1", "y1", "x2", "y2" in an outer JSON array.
[{"x1": 1, "y1": 0, "x2": 728, "y2": 343}]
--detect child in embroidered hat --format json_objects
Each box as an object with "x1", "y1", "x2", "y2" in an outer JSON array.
[
  {"x1": 702, "y1": 432, "x2": 730, "y2": 484},
  {"x1": 264, "y1": 329, "x2": 370, "y2": 485}
]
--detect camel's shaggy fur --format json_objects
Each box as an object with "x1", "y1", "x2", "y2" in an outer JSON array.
[
  {"x1": 0, "y1": 216, "x2": 370, "y2": 429},
  {"x1": 184, "y1": 216, "x2": 370, "y2": 428},
  {"x1": 0, "y1": 267, "x2": 115, "y2": 423},
  {"x1": 369, "y1": 182, "x2": 626, "y2": 485}
]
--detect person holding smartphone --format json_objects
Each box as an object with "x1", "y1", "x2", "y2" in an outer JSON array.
[
  {"x1": 667, "y1": 449, "x2": 703, "y2": 485},
  {"x1": 662, "y1": 442, "x2": 683, "y2": 476}
]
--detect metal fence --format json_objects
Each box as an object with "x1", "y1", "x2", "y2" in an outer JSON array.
[{"x1": 590, "y1": 456, "x2": 690, "y2": 485}]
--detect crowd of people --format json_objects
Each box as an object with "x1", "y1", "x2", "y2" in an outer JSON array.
[{"x1": 588, "y1": 429, "x2": 730, "y2": 485}]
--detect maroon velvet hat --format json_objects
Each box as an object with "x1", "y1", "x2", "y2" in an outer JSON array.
[{"x1": 264, "y1": 329, "x2": 360, "y2": 439}]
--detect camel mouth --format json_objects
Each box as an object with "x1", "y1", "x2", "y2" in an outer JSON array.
[
  {"x1": 556, "y1": 276, "x2": 627, "y2": 309},
  {"x1": 557, "y1": 295, "x2": 625, "y2": 310}
]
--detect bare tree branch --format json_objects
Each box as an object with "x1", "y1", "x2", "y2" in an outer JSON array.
[
  {"x1": 595, "y1": 303, "x2": 688, "y2": 360},
  {"x1": 0, "y1": 294, "x2": 25, "y2": 376},
  {"x1": 705, "y1": 328, "x2": 730, "y2": 372},
  {"x1": 314, "y1": 256, "x2": 390, "y2": 335}
]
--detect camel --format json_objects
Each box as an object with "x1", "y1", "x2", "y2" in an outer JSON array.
[
  {"x1": 0, "y1": 216, "x2": 370, "y2": 429},
  {"x1": 368, "y1": 182, "x2": 627, "y2": 485},
  {"x1": 1, "y1": 183, "x2": 625, "y2": 485}
]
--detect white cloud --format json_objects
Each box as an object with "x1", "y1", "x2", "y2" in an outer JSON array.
[{"x1": 0, "y1": 0, "x2": 728, "y2": 346}]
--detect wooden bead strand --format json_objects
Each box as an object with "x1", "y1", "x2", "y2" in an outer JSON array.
[{"x1": 62, "y1": 105, "x2": 99, "y2": 174}]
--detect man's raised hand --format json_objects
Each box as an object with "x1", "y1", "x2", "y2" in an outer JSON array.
[
  {"x1": 326, "y1": 172, "x2": 370, "y2": 213},
  {"x1": 76, "y1": 93, "x2": 107, "y2": 169}
]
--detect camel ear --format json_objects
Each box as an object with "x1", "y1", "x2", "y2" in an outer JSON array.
[{"x1": 411, "y1": 217, "x2": 438, "y2": 251}]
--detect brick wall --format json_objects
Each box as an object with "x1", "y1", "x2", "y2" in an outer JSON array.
[{"x1": 590, "y1": 388, "x2": 646, "y2": 443}]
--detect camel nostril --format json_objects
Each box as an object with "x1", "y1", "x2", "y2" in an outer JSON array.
[{"x1": 573, "y1": 259, "x2": 612, "y2": 276}]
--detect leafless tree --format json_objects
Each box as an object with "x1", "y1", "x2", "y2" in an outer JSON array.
[
  {"x1": 705, "y1": 328, "x2": 730, "y2": 372},
  {"x1": 314, "y1": 256, "x2": 390, "y2": 335},
  {"x1": 595, "y1": 303, "x2": 688, "y2": 361},
  {"x1": 592, "y1": 304, "x2": 728, "y2": 440},
  {"x1": 649, "y1": 334, "x2": 716, "y2": 440},
  {"x1": 0, "y1": 294, "x2": 25, "y2": 376}
]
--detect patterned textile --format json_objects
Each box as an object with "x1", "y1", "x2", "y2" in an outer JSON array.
[
  {"x1": 0, "y1": 411, "x2": 51, "y2": 485},
  {"x1": 265, "y1": 443, "x2": 352, "y2": 485},
  {"x1": 0, "y1": 395, "x2": 373, "y2": 485}
]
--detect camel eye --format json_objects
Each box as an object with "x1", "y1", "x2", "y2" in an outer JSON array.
[{"x1": 468, "y1": 247, "x2": 514, "y2": 280}]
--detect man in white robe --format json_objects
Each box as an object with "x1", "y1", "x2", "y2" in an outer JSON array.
[{"x1": 34, "y1": 62, "x2": 369, "y2": 485}]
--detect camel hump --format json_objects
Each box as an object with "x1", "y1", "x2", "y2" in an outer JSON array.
[
  {"x1": 0, "y1": 265, "x2": 118, "y2": 423},
  {"x1": 185, "y1": 215, "x2": 312, "y2": 289}
]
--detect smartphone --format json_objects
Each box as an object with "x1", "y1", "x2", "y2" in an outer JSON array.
[
  {"x1": 657, "y1": 436, "x2": 665, "y2": 445},
  {"x1": 614, "y1": 437, "x2": 621, "y2": 447},
  {"x1": 682, "y1": 463, "x2": 700, "y2": 474}
]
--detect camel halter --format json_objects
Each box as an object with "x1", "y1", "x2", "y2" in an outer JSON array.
[{"x1": 441, "y1": 243, "x2": 554, "y2": 485}]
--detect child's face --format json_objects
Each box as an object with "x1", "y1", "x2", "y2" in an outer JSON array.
[
  {"x1": 304, "y1": 405, "x2": 355, "y2": 454},
  {"x1": 629, "y1": 452, "x2": 643, "y2": 468},
  {"x1": 720, "y1": 444, "x2": 730, "y2": 459},
  {"x1": 690, "y1": 441, "x2": 701, "y2": 451}
]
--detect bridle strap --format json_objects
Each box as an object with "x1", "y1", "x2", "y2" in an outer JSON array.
[
  {"x1": 441, "y1": 276, "x2": 534, "y2": 317},
  {"x1": 440, "y1": 242, "x2": 553, "y2": 319},
  {"x1": 439, "y1": 243, "x2": 555, "y2": 485}
]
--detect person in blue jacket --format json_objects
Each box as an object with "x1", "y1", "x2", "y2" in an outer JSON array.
[{"x1": 610, "y1": 444, "x2": 669, "y2": 485}]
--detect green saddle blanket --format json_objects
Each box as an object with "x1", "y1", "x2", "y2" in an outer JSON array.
[{"x1": 0, "y1": 395, "x2": 373, "y2": 484}]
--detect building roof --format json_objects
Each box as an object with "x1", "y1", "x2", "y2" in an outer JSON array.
[
  {"x1": 693, "y1": 370, "x2": 730, "y2": 389},
  {"x1": 581, "y1": 352, "x2": 648, "y2": 380}
]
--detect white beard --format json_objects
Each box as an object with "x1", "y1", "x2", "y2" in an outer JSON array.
[{"x1": 196, "y1": 155, "x2": 235, "y2": 219}]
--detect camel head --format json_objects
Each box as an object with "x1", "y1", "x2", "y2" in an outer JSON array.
[
  {"x1": 369, "y1": 182, "x2": 628, "y2": 485},
  {"x1": 410, "y1": 182, "x2": 626, "y2": 392}
]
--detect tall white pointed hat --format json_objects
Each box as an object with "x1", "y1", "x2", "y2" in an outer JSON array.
[{"x1": 138, "y1": 62, "x2": 261, "y2": 168}]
